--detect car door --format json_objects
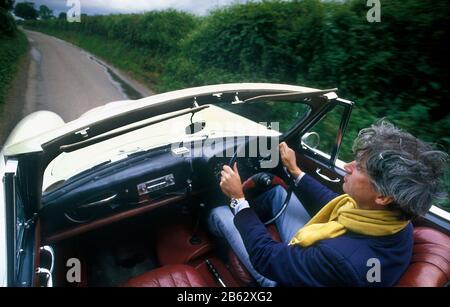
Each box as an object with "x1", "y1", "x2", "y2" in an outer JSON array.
[
  {"x1": 282, "y1": 95, "x2": 353, "y2": 216},
  {"x1": 1, "y1": 155, "x2": 54, "y2": 287}
]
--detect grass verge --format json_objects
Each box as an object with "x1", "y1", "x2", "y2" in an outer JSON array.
[
  {"x1": 0, "y1": 31, "x2": 28, "y2": 144},
  {"x1": 0, "y1": 31, "x2": 28, "y2": 105}
]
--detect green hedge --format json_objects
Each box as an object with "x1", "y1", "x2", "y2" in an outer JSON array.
[
  {"x1": 0, "y1": 7, "x2": 28, "y2": 107},
  {"x1": 25, "y1": 0, "x2": 449, "y2": 163},
  {"x1": 0, "y1": 31, "x2": 28, "y2": 104},
  {"x1": 161, "y1": 0, "x2": 449, "y2": 162},
  {"x1": 26, "y1": 10, "x2": 198, "y2": 59}
]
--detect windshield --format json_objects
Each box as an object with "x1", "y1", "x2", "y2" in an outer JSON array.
[
  {"x1": 42, "y1": 100, "x2": 311, "y2": 193},
  {"x1": 215, "y1": 100, "x2": 311, "y2": 134}
]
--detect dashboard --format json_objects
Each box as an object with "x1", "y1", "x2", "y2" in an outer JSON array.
[
  {"x1": 211, "y1": 157, "x2": 263, "y2": 183},
  {"x1": 40, "y1": 138, "x2": 272, "y2": 238}
]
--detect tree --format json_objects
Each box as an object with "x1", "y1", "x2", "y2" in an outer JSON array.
[
  {"x1": 14, "y1": 1, "x2": 38, "y2": 20},
  {"x1": 0, "y1": 0, "x2": 14, "y2": 11},
  {"x1": 39, "y1": 4, "x2": 53, "y2": 20},
  {"x1": 58, "y1": 12, "x2": 66, "y2": 20},
  {"x1": 0, "y1": 7, "x2": 16, "y2": 36}
]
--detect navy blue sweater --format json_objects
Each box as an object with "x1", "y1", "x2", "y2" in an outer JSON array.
[{"x1": 234, "y1": 174, "x2": 413, "y2": 286}]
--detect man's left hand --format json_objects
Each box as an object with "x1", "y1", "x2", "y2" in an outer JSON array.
[{"x1": 220, "y1": 163, "x2": 245, "y2": 199}]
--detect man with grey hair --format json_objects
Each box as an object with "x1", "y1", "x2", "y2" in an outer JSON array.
[{"x1": 208, "y1": 120, "x2": 448, "y2": 286}]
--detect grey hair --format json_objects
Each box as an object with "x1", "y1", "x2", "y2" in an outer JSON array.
[{"x1": 352, "y1": 120, "x2": 448, "y2": 218}]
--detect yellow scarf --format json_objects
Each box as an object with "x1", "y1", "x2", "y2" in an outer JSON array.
[{"x1": 289, "y1": 194, "x2": 409, "y2": 247}]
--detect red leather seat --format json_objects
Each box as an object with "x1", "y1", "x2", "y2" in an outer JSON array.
[
  {"x1": 228, "y1": 226, "x2": 450, "y2": 287},
  {"x1": 156, "y1": 222, "x2": 212, "y2": 265},
  {"x1": 122, "y1": 264, "x2": 208, "y2": 287},
  {"x1": 396, "y1": 227, "x2": 450, "y2": 287}
]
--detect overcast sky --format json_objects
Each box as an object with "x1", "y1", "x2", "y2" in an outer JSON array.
[{"x1": 15, "y1": 0, "x2": 251, "y2": 16}]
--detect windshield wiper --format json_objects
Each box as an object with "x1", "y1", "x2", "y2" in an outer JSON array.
[{"x1": 59, "y1": 105, "x2": 210, "y2": 153}]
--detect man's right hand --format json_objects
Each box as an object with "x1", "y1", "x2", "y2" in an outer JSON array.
[{"x1": 279, "y1": 142, "x2": 303, "y2": 178}]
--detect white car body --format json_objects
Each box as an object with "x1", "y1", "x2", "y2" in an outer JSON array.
[
  {"x1": 2, "y1": 82, "x2": 447, "y2": 287},
  {"x1": 0, "y1": 83, "x2": 323, "y2": 286}
]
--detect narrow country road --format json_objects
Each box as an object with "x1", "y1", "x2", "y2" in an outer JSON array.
[{"x1": 23, "y1": 30, "x2": 153, "y2": 122}]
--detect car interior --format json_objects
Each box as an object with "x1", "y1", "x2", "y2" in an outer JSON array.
[
  {"x1": 37, "y1": 138, "x2": 353, "y2": 287},
  {"x1": 5, "y1": 89, "x2": 450, "y2": 287}
]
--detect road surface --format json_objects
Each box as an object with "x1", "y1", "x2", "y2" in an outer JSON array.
[
  {"x1": 24, "y1": 30, "x2": 153, "y2": 121},
  {"x1": 1, "y1": 30, "x2": 154, "y2": 145}
]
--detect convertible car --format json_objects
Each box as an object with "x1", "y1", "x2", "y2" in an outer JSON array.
[{"x1": 1, "y1": 83, "x2": 449, "y2": 287}]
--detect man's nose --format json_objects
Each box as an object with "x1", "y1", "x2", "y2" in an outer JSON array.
[{"x1": 344, "y1": 161, "x2": 355, "y2": 174}]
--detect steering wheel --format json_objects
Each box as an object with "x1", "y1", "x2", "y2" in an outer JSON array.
[{"x1": 228, "y1": 142, "x2": 295, "y2": 225}]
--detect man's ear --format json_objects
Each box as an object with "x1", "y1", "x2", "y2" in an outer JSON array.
[{"x1": 375, "y1": 195, "x2": 394, "y2": 207}]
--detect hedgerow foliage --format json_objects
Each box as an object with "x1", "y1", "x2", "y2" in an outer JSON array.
[
  {"x1": 162, "y1": 0, "x2": 449, "y2": 160},
  {"x1": 26, "y1": 10, "x2": 198, "y2": 72},
  {"x1": 26, "y1": 1, "x2": 449, "y2": 160},
  {"x1": 0, "y1": 7, "x2": 28, "y2": 107}
]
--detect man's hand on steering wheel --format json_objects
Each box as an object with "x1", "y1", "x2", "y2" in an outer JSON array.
[
  {"x1": 279, "y1": 142, "x2": 303, "y2": 178},
  {"x1": 219, "y1": 142, "x2": 302, "y2": 224},
  {"x1": 220, "y1": 163, "x2": 245, "y2": 199}
]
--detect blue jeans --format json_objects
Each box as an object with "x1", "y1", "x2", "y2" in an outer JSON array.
[{"x1": 208, "y1": 186, "x2": 311, "y2": 287}]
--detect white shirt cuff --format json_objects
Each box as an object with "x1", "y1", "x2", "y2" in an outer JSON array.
[
  {"x1": 294, "y1": 172, "x2": 306, "y2": 186},
  {"x1": 232, "y1": 199, "x2": 250, "y2": 215}
]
